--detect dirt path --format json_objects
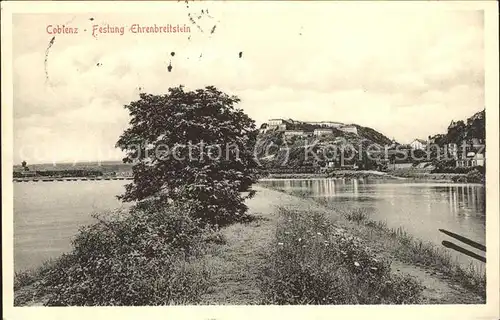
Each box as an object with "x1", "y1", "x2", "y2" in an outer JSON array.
[
  {"x1": 200, "y1": 185, "x2": 485, "y2": 304},
  {"x1": 200, "y1": 186, "x2": 305, "y2": 304},
  {"x1": 390, "y1": 261, "x2": 483, "y2": 304}
]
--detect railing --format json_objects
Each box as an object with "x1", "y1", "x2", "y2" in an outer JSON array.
[{"x1": 439, "y1": 229, "x2": 486, "y2": 263}]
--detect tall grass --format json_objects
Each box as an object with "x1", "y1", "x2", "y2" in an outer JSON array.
[
  {"x1": 259, "y1": 207, "x2": 424, "y2": 304},
  {"x1": 343, "y1": 208, "x2": 369, "y2": 223},
  {"x1": 365, "y1": 220, "x2": 486, "y2": 298},
  {"x1": 264, "y1": 185, "x2": 486, "y2": 300}
]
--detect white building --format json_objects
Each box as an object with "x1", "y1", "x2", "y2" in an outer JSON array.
[
  {"x1": 447, "y1": 143, "x2": 458, "y2": 158},
  {"x1": 267, "y1": 119, "x2": 284, "y2": 126},
  {"x1": 339, "y1": 125, "x2": 358, "y2": 135},
  {"x1": 284, "y1": 130, "x2": 305, "y2": 137},
  {"x1": 473, "y1": 153, "x2": 485, "y2": 166},
  {"x1": 410, "y1": 139, "x2": 427, "y2": 150},
  {"x1": 306, "y1": 121, "x2": 343, "y2": 128},
  {"x1": 313, "y1": 128, "x2": 333, "y2": 137},
  {"x1": 456, "y1": 152, "x2": 485, "y2": 167},
  {"x1": 277, "y1": 124, "x2": 287, "y2": 131}
]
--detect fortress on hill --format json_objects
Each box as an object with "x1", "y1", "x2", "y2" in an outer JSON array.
[{"x1": 261, "y1": 118, "x2": 358, "y2": 136}]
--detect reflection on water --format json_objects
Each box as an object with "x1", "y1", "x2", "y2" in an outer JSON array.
[{"x1": 260, "y1": 178, "x2": 486, "y2": 270}]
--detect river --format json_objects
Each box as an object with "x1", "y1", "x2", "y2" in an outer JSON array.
[
  {"x1": 14, "y1": 180, "x2": 129, "y2": 273},
  {"x1": 13, "y1": 178, "x2": 486, "y2": 273},
  {"x1": 259, "y1": 178, "x2": 486, "y2": 270}
]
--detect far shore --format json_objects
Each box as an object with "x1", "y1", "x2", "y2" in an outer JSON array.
[
  {"x1": 14, "y1": 169, "x2": 483, "y2": 185},
  {"x1": 261, "y1": 169, "x2": 475, "y2": 183}
]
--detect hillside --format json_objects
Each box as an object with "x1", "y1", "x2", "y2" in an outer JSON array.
[
  {"x1": 429, "y1": 109, "x2": 485, "y2": 146},
  {"x1": 255, "y1": 119, "x2": 393, "y2": 168}
]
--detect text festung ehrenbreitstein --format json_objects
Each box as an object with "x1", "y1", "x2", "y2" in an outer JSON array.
[{"x1": 45, "y1": 24, "x2": 191, "y2": 37}]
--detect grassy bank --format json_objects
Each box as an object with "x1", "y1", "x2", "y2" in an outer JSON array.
[
  {"x1": 389, "y1": 171, "x2": 462, "y2": 182},
  {"x1": 259, "y1": 207, "x2": 423, "y2": 304},
  {"x1": 263, "y1": 170, "x2": 399, "y2": 180},
  {"x1": 327, "y1": 170, "x2": 401, "y2": 180},
  {"x1": 14, "y1": 202, "x2": 218, "y2": 306},
  {"x1": 262, "y1": 169, "x2": 485, "y2": 184},
  {"x1": 388, "y1": 169, "x2": 485, "y2": 184},
  {"x1": 271, "y1": 188, "x2": 486, "y2": 301},
  {"x1": 264, "y1": 173, "x2": 329, "y2": 179}
]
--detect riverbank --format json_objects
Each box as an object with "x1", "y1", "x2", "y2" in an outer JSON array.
[
  {"x1": 202, "y1": 186, "x2": 484, "y2": 304},
  {"x1": 262, "y1": 186, "x2": 486, "y2": 302},
  {"x1": 262, "y1": 169, "x2": 479, "y2": 183},
  {"x1": 264, "y1": 170, "x2": 402, "y2": 180},
  {"x1": 387, "y1": 170, "x2": 464, "y2": 182},
  {"x1": 13, "y1": 176, "x2": 132, "y2": 182},
  {"x1": 14, "y1": 185, "x2": 485, "y2": 305},
  {"x1": 388, "y1": 168, "x2": 485, "y2": 184}
]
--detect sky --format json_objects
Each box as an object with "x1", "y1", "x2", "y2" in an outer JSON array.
[{"x1": 12, "y1": 2, "x2": 485, "y2": 164}]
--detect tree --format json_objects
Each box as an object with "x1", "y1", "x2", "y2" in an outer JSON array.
[{"x1": 116, "y1": 86, "x2": 259, "y2": 225}]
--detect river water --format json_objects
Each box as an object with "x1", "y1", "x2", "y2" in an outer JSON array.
[
  {"x1": 259, "y1": 178, "x2": 486, "y2": 271},
  {"x1": 14, "y1": 180, "x2": 129, "y2": 272},
  {"x1": 13, "y1": 178, "x2": 486, "y2": 273}
]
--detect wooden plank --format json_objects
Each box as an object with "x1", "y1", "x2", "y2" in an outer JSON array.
[
  {"x1": 439, "y1": 229, "x2": 486, "y2": 252},
  {"x1": 442, "y1": 240, "x2": 486, "y2": 263}
]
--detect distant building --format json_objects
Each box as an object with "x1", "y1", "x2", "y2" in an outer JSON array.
[
  {"x1": 388, "y1": 138, "x2": 398, "y2": 149},
  {"x1": 393, "y1": 163, "x2": 413, "y2": 170},
  {"x1": 447, "y1": 143, "x2": 458, "y2": 159},
  {"x1": 306, "y1": 121, "x2": 343, "y2": 128},
  {"x1": 267, "y1": 119, "x2": 284, "y2": 126},
  {"x1": 284, "y1": 130, "x2": 305, "y2": 138},
  {"x1": 339, "y1": 125, "x2": 358, "y2": 135},
  {"x1": 468, "y1": 138, "x2": 484, "y2": 147},
  {"x1": 313, "y1": 128, "x2": 333, "y2": 137},
  {"x1": 428, "y1": 134, "x2": 445, "y2": 144},
  {"x1": 284, "y1": 130, "x2": 305, "y2": 137},
  {"x1": 473, "y1": 153, "x2": 486, "y2": 167},
  {"x1": 262, "y1": 119, "x2": 287, "y2": 132},
  {"x1": 448, "y1": 120, "x2": 458, "y2": 130},
  {"x1": 410, "y1": 139, "x2": 427, "y2": 150},
  {"x1": 277, "y1": 124, "x2": 287, "y2": 131},
  {"x1": 456, "y1": 152, "x2": 485, "y2": 168}
]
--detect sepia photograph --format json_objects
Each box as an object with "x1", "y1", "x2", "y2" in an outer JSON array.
[{"x1": 2, "y1": 1, "x2": 499, "y2": 319}]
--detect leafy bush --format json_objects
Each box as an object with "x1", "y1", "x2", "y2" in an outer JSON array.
[
  {"x1": 465, "y1": 169, "x2": 484, "y2": 183},
  {"x1": 450, "y1": 169, "x2": 484, "y2": 183},
  {"x1": 28, "y1": 202, "x2": 212, "y2": 306},
  {"x1": 260, "y1": 208, "x2": 423, "y2": 304}
]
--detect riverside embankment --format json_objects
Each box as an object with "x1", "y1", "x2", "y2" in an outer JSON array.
[
  {"x1": 199, "y1": 185, "x2": 485, "y2": 304},
  {"x1": 14, "y1": 184, "x2": 485, "y2": 305}
]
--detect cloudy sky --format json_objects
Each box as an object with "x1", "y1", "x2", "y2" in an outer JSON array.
[{"x1": 12, "y1": 2, "x2": 485, "y2": 164}]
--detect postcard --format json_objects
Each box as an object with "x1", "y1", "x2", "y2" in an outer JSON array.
[{"x1": 2, "y1": 1, "x2": 499, "y2": 319}]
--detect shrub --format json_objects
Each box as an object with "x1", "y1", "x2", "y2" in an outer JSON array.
[
  {"x1": 344, "y1": 208, "x2": 369, "y2": 223},
  {"x1": 450, "y1": 169, "x2": 484, "y2": 183},
  {"x1": 260, "y1": 208, "x2": 423, "y2": 304},
  {"x1": 466, "y1": 169, "x2": 484, "y2": 183},
  {"x1": 29, "y1": 202, "x2": 211, "y2": 306}
]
